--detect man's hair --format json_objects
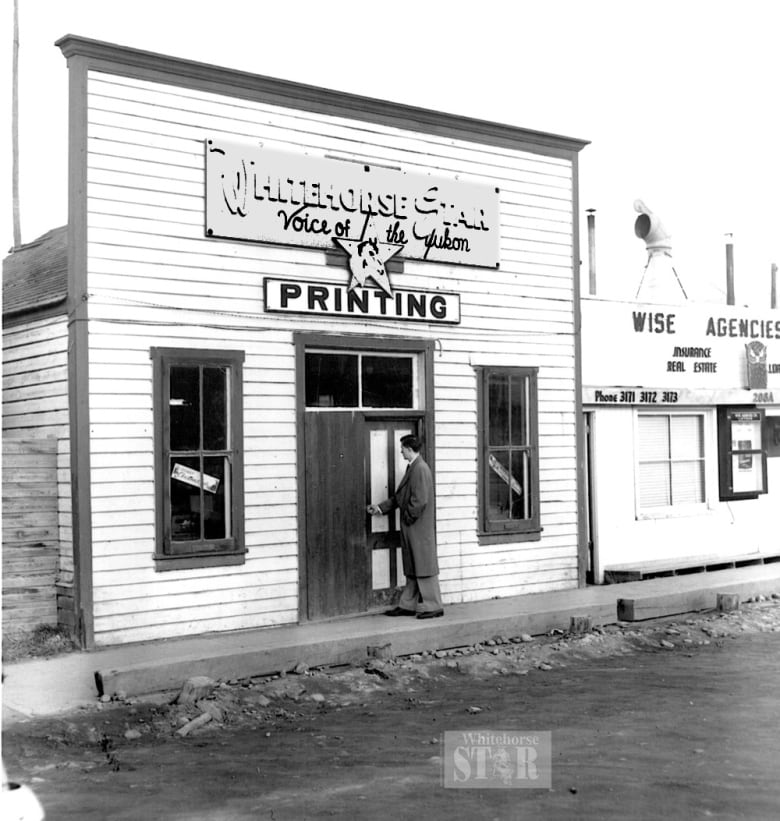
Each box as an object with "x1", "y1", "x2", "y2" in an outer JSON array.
[{"x1": 400, "y1": 434, "x2": 421, "y2": 452}]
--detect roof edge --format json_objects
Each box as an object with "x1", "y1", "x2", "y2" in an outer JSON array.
[
  {"x1": 2, "y1": 294, "x2": 68, "y2": 321},
  {"x1": 55, "y1": 34, "x2": 589, "y2": 157}
]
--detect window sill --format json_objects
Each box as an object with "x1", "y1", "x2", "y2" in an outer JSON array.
[
  {"x1": 153, "y1": 549, "x2": 247, "y2": 572},
  {"x1": 478, "y1": 528, "x2": 543, "y2": 545},
  {"x1": 635, "y1": 504, "x2": 712, "y2": 520}
]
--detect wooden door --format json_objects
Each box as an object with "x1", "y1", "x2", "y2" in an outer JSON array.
[{"x1": 303, "y1": 411, "x2": 368, "y2": 620}]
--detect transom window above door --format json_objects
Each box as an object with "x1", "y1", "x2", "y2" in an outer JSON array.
[{"x1": 305, "y1": 351, "x2": 420, "y2": 409}]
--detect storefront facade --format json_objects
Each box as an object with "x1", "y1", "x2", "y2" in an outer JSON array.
[
  {"x1": 582, "y1": 297, "x2": 780, "y2": 583},
  {"x1": 7, "y1": 37, "x2": 588, "y2": 648}
]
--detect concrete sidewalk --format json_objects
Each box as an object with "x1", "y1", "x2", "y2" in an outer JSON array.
[{"x1": 4, "y1": 564, "x2": 780, "y2": 726}]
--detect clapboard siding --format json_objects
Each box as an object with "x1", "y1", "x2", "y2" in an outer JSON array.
[
  {"x1": 82, "y1": 69, "x2": 580, "y2": 645},
  {"x1": 94, "y1": 600, "x2": 300, "y2": 646},
  {"x1": 87, "y1": 73, "x2": 573, "y2": 172},
  {"x1": 1, "y1": 439, "x2": 59, "y2": 631},
  {"x1": 2, "y1": 317, "x2": 75, "y2": 630}
]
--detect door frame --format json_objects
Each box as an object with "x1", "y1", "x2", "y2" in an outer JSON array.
[
  {"x1": 294, "y1": 331, "x2": 435, "y2": 622},
  {"x1": 365, "y1": 414, "x2": 424, "y2": 609},
  {"x1": 583, "y1": 410, "x2": 600, "y2": 584}
]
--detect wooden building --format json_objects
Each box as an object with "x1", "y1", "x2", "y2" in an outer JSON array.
[
  {"x1": 2, "y1": 227, "x2": 71, "y2": 632},
  {"x1": 2, "y1": 36, "x2": 588, "y2": 648},
  {"x1": 582, "y1": 296, "x2": 780, "y2": 584}
]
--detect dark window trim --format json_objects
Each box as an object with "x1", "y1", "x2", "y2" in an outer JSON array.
[
  {"x1": 717, "y1": 405, "x2": 768, "y2": 501},
  {"x1": 479, "y1": 530, "x2": 544, "y2": 545},
  {"x1": 151, "y1": 347, "x2": 246, "y2": 571},
  {"x1": 153, "y1": 550, "x2": 247, "y2": 572},
  {"x1": 476, "y1": 366, "x2": 541, "y2": 541}
]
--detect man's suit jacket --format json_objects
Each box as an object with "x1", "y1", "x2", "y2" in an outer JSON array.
[{"x1": 378, "y1": 456, "x2": 438, "y2": 577}]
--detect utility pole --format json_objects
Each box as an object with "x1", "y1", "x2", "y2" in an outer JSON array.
[
  {"x1": 725, "y1": 234, "x2": 735, "y2": 306},
  {"x1": 586, "y1": 209, "x2": 597, "y2": 295},
  {"x1": 12, "y1": 0, "x2": 22, "y2": 248}
]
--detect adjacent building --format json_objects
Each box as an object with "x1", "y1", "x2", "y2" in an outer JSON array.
[{"x1": 581, "y1": 222, "x2": 780, "y2": 583}]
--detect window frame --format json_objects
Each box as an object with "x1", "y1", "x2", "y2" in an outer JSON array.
[
  {"x1": 151, "y1": 347, "x2": 246, "y2": 571},
  {"x1": 717, "y1": 406, "x2": 768, "y2": 500},
  {"x1": 634, "y1": 409, "x2": 712, "y2": 519},
  {"x1": 303, "y1": 348, "x2": 421, "y2": 410},
  {"x1": 477, "y1": 366, "x2": 541, "y2": 543}
]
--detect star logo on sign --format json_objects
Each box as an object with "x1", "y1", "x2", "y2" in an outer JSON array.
[{"x1": 332, "y1": 214, "x2": 404, "y2": 294}]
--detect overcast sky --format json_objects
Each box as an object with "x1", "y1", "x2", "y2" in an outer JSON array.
[{"x1": 3, "y1": 0, "x2": 778, "y2": 307}]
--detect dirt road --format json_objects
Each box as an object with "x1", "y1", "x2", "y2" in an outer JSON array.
[{"x1": 4, "y1": 599, "x2": 780, "y2": 820}]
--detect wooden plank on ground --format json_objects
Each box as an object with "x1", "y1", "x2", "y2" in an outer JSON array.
[
  {"x1": 605, "y1": 552, "x2": 780, "y2": 585},
  {"x1": 618, "y1": 590, "x2": 715, "y2": 621}
]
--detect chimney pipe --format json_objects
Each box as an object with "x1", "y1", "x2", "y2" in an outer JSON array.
[
  {"x1": 772, "y1": 262, "x2": 778, "y2": 310},
  {"x1": 586, "y1": 209, "x2": 596, "y2": 295},
  {"x1": 725, "y1": 235, "x2": 735, "y2": 306}
]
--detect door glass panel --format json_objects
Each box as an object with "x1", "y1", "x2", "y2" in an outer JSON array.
[
  {"x1": 372, "y1": 549, "x2": 390, "y2": 590},
  {"x1": 305, "y1": 353, "x2": 358, "y2": 407},
  {"x1": 731, "y1": 453, "x2": 764, "y2": 494},
  {"x1": 362, "y1": 356, "x2": 413, "y2": 408},
  {"x1": 393, "y1": 426, "x2": 413, "y2": 531},
  {"x1": 396, "y1": 547, "x2": 405, "y2": 586},
  {"x1": 170, "y1": 366, "x2": 200, "y2": 451},
  {"x1": 369, "y1": 429, "x2": 389, "y2": 534}
]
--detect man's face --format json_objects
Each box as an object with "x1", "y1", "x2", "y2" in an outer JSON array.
[{"x1": 400, "y1": 445, "x2": 414, "y2": 462}]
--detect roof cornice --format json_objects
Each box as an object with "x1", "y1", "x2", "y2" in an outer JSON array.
[{"x1": 55, "y1": 34, "x2": 589, "y2": 159}]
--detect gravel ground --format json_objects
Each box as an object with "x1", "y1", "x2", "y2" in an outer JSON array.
[{"x1": 4, "y1": 595, "x2": 780, "y2": 820}]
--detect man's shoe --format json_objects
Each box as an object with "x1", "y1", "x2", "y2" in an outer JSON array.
[
  {"x1": 384, "y1": 607, "x2": 416, "y2": 617},
  {"x1": 416, "y1": 610, "x2": 444, "y2": 619}
]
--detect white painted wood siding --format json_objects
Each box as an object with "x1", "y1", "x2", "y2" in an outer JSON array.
[
  {"x1": 85, "y1": 71, "x2": 579, "y2": 645},
  {"x1": 3, "y1": 317, "x2": 68, "y2": 437},
  {"x1": 589, "y1": 408, "x2": 780, "y2": 582}
]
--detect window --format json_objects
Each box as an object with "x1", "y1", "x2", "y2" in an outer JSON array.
[
  {"x1": 478, "y1": 367, "x2": 540, "y2": 540},
  {"x1": 151, "y1": 348, "x2": 245, "y2": 570},
  {"x1": 717, "y1": 407, "x2": 768, "y2": 500},
  {"x1": 305, "y1": 350, "x2": 418, "y2": 409},
  {"x1": 636, "y1": 413, "x2": 705, "y2": 511}
]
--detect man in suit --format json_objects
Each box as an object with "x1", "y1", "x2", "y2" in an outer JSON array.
[{"x1": 367, "y1": 434, "x2": 443, "y2": 619}]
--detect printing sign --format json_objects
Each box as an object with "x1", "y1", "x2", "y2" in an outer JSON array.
[
  {"x1": 205, "y1": 139, "x2": 500, "y2": 268},
  {"x1": 264, "y1": 278, "x2": 461, "y2": 324}
]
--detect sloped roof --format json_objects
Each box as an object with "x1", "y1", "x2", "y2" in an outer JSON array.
[{"x1": 2, "y1": 226, "x2": 68, "y2": 318}]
